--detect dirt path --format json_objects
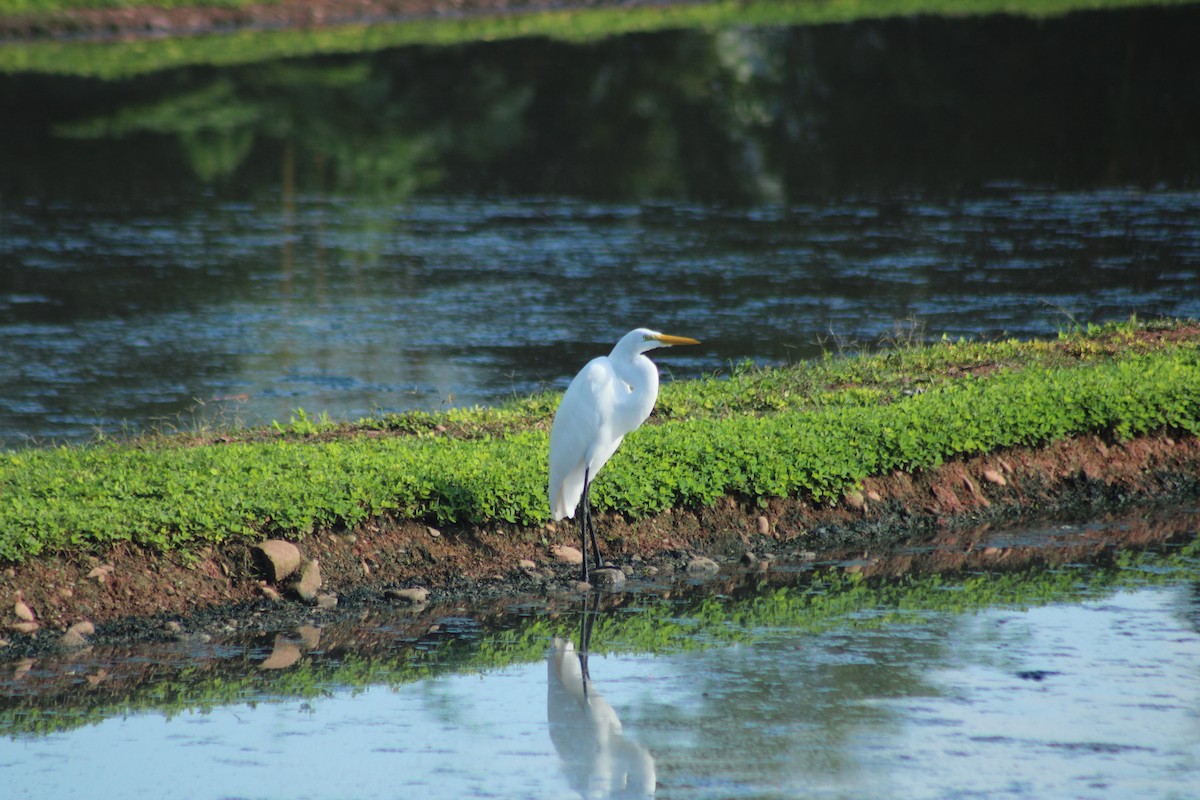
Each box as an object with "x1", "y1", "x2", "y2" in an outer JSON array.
[{"x1": 3, "y1": 430, "x2": 1198, "y2": 650}]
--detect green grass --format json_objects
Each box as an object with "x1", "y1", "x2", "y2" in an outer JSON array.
[
  {"x1": 2, "y1": 0, "x2": 1196, "y2": 78},
  {"x1": 2, "y1": 318, "x2": 1199, "y2": 564}
]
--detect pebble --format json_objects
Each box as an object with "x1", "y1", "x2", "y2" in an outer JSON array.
[
  {"x1": 686, "y1": 556, "x2": 720, "y2": 576},
  {"x1": 14, "y1": 601, "x2": 35, "y2": 622},
  {"x1": 385, "y1": 587, "x2": 430, "y2": 605},
  {"x1": 756, "y1": 515, "x2": 771, "y2": 535},
  {"x1": 292, "y1": 559, "x2": 322, "y2": 603},
  {"x1": 427, "y1": 526, "x2": 442, "y2": 538},
  {"x1": 252, "y1": 540, "x2": 302, "y2": 583},
  {"x1": 982, "y1": 468, "x2": 1008, "y2": 486},
  {"x1": 12, "y1": 621, "x2": 39, "y2": 634},
  {"x1": 844, "y1": 491, "x2": 866, "y2": 511},
  {"x1": 297, "y1": 626, "x2": 322, "y2": 649},
  {"x1": 315, "y1": 592, "x2": 339, "y2": 610},
  {"x1": 259, "y1": 640, "x2": 301, "y2": 670},
  {"x1": 590, "y1": 567, "x2": 626, "y2": 590},
  {"x1": 86, "y1": 565, "x2": 114, "y2": 581},
  {"x1": 518, "y1": 558, "x2": 538, "y2": 570},
  {"x1": 60, "y1": 621, "x2": 94, "y2": 648},
  {"x1": 551, "y1": 545, "x2": 584, "y2": 565}
]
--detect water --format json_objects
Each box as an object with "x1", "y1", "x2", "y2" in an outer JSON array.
[
  {"x1": 3, "y1": 511, "x2": 1199, "y2": 799},
  {"x1": 4, "y1": 8, "x2": 1200, "y2": 446}
]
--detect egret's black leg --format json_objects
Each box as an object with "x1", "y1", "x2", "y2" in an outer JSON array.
[
  {"x1": 578, "y1": 468, "x2": 590, "y2": 583},
  {"x1": 584, "y1": 482, "x2": 602, "y2": 574}
]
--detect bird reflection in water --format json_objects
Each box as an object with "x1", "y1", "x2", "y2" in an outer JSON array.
[{"x1": 547, "y1": 596, "x2": 657, "y2": 798}]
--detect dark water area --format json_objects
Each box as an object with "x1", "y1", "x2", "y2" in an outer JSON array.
[{"x1": 3, "y1": 7, "x2": 1200, "y2": 446}]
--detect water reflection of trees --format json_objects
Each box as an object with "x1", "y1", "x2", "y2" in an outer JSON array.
[{"x1": 13, "y1": 7, "x2": 1197, "y2": 205}]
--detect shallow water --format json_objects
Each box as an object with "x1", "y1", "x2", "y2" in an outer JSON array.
[
  {"x1": 3, "y1": 513, "x2": 1199, "y2": 799},
  {"x1": 4, "y1": 8, "x2": 1200, "y2": 447}
]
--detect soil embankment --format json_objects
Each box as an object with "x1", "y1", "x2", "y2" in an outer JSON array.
[
  {"x1": 2, "y1": 0, "x2": 648, "y2": 42},
  {"x1": 3, "y1": 430, "x2": 1198, "y2": 647}
]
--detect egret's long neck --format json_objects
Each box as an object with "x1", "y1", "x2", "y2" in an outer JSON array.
[{"x1": 611, "y1": 351, "x2": 660, "y2": 434}]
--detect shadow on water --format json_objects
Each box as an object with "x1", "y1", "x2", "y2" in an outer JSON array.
[{"x1": 2, "y1": 7, "x2": 1200, "y2": 446}]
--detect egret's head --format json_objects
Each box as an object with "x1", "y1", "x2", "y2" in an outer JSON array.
[{"x1": 616, "y1": 328, "x2": 701, "y2": 356}]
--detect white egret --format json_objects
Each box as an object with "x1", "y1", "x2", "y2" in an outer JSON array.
[{"x1": 548, "y1": 328, "x2": 700, "y2": 582}]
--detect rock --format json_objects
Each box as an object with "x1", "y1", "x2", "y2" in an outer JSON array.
[
  {"x1": 844, "y1": 491, "x2": 866, "y2": 510},
  {"x1": 0, "y1": 638, "x2": 8, "y2": 649},
  {"x1": 292, "y1": 559, "x2": 322, "y2": 603},
  {"x1": 686, "y1": 556, "x2": 720, "y2": 576},
  {"x1": 644, "y1": 565, "x2": 659, "y2": 576},
  {"x1": 982, "y1": 468, "x2": 1008, "y2": 486},
  {"x1": 590, "y1": 567, "x2": 626, "y2": 590},
  {"x1": 740, "y1": 551, "x2": 757, "y2": 566},
  {"x1": 427, "y1": 526, "x2": 442, "y2": 538},
  {"x1": 572, "y1": 580, "x2": 592, "y2": 592},
  {"x1": 252, "y1": 540, "x2": 302, "y2": 583},
  {"x1": 60, "y1": 627, "x2": 90, "y2": 648},
  {"x1": 260, "y1": 585, "x2": 284, "y2": 602},
  {"x1": 260, "y1": 639, "x2": 301, "y2": 670},
  {"x1": 518, "y1": 558, "x2": 538, "y2": 571},
  {"x1": 297, "y1": 626, "x2": 322, "y2": 650},
  {"x1": 12, "y1": 621, "x2": 39, "y2": 634},
  {"x1": 163, "y1": 621, "x2": 183, "y2": 634},
  {"x1": 551, "y1": 545, "x2": 584, "y2": 565},
  {"x1": 865, "y1": 489, "x2": 883, "y2": 503},
  {"x1": 67, "y1": 620, "x2": 94, "y2": 637},
  {"x1": 86, "y1": 565, "x2": 114, "y2": 581},
  {"x1": 756, "y1": 515, "x2": 771, "y2": 535},
  {"x1": 385, "y1": 587, "x2": 429, "y2": 605},
  {"x1": 14, "y1": 601, "x2": 34, "y2": 622},
  {"x1": 315, "y1": 592, "x2": 339, "y2": 610}
]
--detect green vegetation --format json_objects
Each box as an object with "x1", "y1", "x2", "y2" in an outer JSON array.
[
  {"x1": 5, "y1": 532, "x2": 1200, "y2": 737},
  {"x1": 2, "y1": 0, "x2": 1195, "y2": 78},
  {"x1": 2, "y1": 319, "x2": 1199, "y2": 564}
]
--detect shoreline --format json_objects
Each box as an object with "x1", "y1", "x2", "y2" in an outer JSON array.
[{"x1": 3, "y1": 429, "x2": 1198, "y2": 652}]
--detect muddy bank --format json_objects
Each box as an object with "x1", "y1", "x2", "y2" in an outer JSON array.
[
  {"x1": 0, "y1": 0, "x2": 679, "y2": 43},
  {"x1": 2, "y1": 430, "x2": 1199, "y2": 652}
]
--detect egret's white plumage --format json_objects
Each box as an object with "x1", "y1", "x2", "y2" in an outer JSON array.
[{"x1": 548, "y1": 328, "x2": 700, "y2": 580}]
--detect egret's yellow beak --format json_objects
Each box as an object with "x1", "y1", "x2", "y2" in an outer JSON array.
[{"x1": 651, "y1": 333, "x2": 701, "y2": 346}]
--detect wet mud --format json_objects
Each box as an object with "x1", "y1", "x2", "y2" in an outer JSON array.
[{"x1": 2, "y1": 431, "x2": 1199, "y2": 658}]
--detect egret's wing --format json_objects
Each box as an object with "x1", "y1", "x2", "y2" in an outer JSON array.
[{"x1": 549, "y1": 358, "x2": 616, "y2": 519}]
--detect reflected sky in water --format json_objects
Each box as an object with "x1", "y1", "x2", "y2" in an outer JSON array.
[
  {"x1": 3, "y1": 189, "x2": 1199, "y2": 447},
  {"x1": 4, "y1": 583, "x2": 1198, "y2": 799},
  {"x1": 3, "y1": 8, "x2": 1200, "y2": 446}
]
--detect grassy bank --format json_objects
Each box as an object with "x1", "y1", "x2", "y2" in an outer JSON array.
[
  {"x1": 2, "y1": 319, "x2": 1199, "y2": 565},
  {"x1": 2, "y1": 0, "x2": 1196, "y2": 78}
]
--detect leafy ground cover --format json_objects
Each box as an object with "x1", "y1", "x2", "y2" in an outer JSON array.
[
  {"x1": 2, "y1": 0, "x2": 1194, "y2": 78},
  {"x1": 2, "y1": 318, "x2": 1198, "y2": 565}
]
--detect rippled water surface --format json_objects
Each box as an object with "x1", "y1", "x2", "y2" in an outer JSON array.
[{"x1": 4, "y1": 7, "x2": 1200, "y2": 446}]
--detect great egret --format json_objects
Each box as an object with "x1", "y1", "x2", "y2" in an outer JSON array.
[{"x1": 548, "y1": 328, "x2": 700, "y2": 582}]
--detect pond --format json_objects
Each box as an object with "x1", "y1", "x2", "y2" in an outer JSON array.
[
  {"x1": 3, "y1": 6, "x2": 1200, "y2": 447},
  {"x1": 2, "y1": 507, "x2": 1199, "y2": 798}
]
